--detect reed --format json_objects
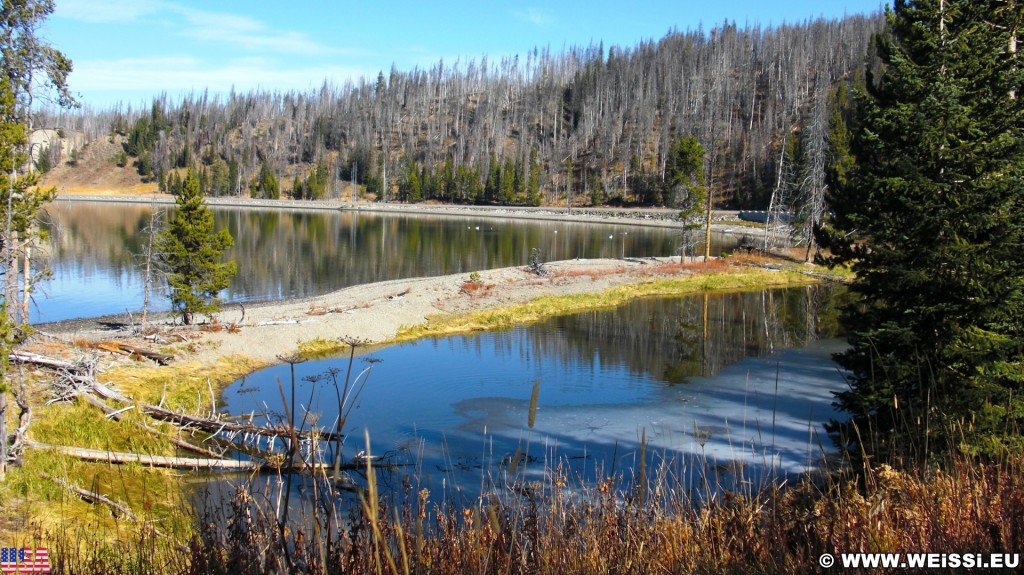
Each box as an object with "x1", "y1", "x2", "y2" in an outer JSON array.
[{"x1": 160, "y1": 440, "x2": 1024, "y2": 574}]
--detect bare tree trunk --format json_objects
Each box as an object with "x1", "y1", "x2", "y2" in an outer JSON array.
[
  {"x1": 764, "y1": 132, "x2": 788, "y2": 251},
  {"x1": 21, "y1": 243, "x2": 29, "y2": 322},
  {"x1": 140, "y1": 206, "x2": 161, "y2": 325},
  {"x1": 703, "y1": 184, "x2": 713, "y2": 261}
]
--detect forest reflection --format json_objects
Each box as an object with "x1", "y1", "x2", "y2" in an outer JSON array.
[
  {"x1": 38, "y1": 201, "x2": 689, "y2": 321},
  {"x1": 501, "y1": 284, "x2": 844, "y2": 384}
]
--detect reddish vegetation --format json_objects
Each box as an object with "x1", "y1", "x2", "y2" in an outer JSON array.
[
  {"x1": 548, "y1": 266, "x2": 627, "y2": 281},
  {"x1": 459, "y1": 281, "x2": 493, "y2": 297}
]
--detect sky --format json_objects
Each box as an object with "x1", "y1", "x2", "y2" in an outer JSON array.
[{"x1": 43, "y1": 0, "x2": 887, "y2": 110}]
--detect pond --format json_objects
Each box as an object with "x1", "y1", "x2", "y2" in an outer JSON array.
[
  {"x1": 35, "y1": 201, "x2": 721, "y2": 323},
  {"x1": 220, "y1": 284, "x2": 847, "y2": 505}
]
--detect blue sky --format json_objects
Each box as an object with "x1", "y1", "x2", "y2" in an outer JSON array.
[{"x1": 45, "y1": 1, "x2": 887, "y2": 109}]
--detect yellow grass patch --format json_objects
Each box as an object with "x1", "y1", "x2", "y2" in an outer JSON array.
[{"x1": 394, "y1": 265, "x2": 821, "y2": 341}]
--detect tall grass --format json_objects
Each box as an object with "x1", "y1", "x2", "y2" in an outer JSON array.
[{"x1": 163, "y1": 443, "x2": 1024, "y2": 575}]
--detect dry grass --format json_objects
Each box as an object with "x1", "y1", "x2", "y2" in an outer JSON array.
[{"x1": 74, "y1": 448, "x2": 1021, "y2": 575}]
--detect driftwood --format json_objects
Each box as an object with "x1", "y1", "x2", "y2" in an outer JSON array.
[
  {"x1": 27, "y1": 440, "x2": 349, "y2": 472},
  {"x1": 84, "y1": 375, "x2": 344, "y2": 443},
  {"x1": 76, "y1": 391, "x2": 225, "y2": 459},
  {"x1": 29, "y1": 440, "x2": 263, "y2": 469},
  {"x1": 16, "y1": 351, "x2": 342, "y2": 443},
  {"x1": 95, "y1": 340, "x2": 174, "y2": 364},
  {"x1": 11, "y1": 350, "x2": 76, "y2": 371},
  {"x1": 257, "y1": 318, "x2": 315, "y2": 326},
  {"x1": 385, "y1": 287, "x2": 412, "y2": 301},
  {"x1": 12, "y1": 351, "x2": 343, "y2": 444}
]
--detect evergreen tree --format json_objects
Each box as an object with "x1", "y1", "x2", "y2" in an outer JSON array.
[
  {"x1": 253, "y1": 161, "x2": 280, "y2": 199},
  {"x1": 664, "y1": 135, "x2": 706, "y2": 256},
  {"x1": 527, "y1": 149, "x2": 543, "y2": 206},
  {"x1": 818, "y1": 0, "x2": 1024, "y2": 460},
  {"x1": 665, "y1": 135, "x2": 706, "y2": 216},
  {"x1": 304, "y1": 158, "x2": 329, "y2": 200},
  {"x1": 0, "y1": 77, "x2": 53, "y2": 324},
  {"x1": 484, "y1": 152, "x2": 500, "y2": 203},
  {"x1": 159, "y1": 170, "x2": 237, "y2": 325},
  {"x1": 499, "y1": 158, "x2": 516, "y2": 204},
  {"x1": 1, "y1": 0, "x2": 73, "y2": 475},
  {"x1": 399, "y1": 158, "x2": 422, "y2": 202},
  {"x1": 440, "y1": 155, "x2": 455, "y2": 201}
]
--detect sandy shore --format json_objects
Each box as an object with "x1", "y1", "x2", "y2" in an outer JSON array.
[{"x1": 38, "y1": 256, "x2": 691, "y2": 367}]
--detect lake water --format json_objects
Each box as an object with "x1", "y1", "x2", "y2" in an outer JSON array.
[
  {"x1": 35, "y1": 201, "x2": 844, "y2": 505},
  {"x1": 35, "y1": 201, "x2": 716, "y2": 323},
  {"x1": 221, "y1": 285, "x2": 847, "y2": 504}
]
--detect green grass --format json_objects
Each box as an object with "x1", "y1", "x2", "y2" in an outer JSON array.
[{"x1": 0, "y1": 353, "x2": 266, "y2": 552}]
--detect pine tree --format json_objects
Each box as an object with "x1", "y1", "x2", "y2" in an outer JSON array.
[
  {"x1": 399, "y1": 158, "x2": 422, "y2": 203},
  {"x1": 254, "y1": 161, "x2": 279, "y2": 199},
  {"x1": 527, "y1": 149, "x2": 542, "y2": 206},
  {"x1": 305, "y1": 158, "x2": 329, "y2": 200},
  {"x1": 818, "y1": 0, "x2": 1024, "y2": 460},
  {"x1": 159, "y1": 170, "x2": 237, "y2": 325},
  {"x1": 665, "y1": 135, "x2": 706, "y2": 256}
]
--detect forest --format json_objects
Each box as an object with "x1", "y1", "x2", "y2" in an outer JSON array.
[{"x1": 40, "y1": 13, "x2": 882, "y2": 217}]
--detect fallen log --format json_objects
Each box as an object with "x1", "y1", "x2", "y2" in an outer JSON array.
[
  {"x1": 27, "y1": 440, "x2": 265, "y2": 470},
  {"x1": 11, "y1": 352, "x2": 343, "y2": 444},
  {"x1": 76, "y1": 392, "x2": 226, "y2": 460},
  {"x1": 88, "y1": 379, "x2": 343, "y2": 444},
  {"x1": 95, "y1": 341, "x2": 173, "y2": 365},
  {"x1": 11, "y1": 350, "x2": 78, "y2": 371}
]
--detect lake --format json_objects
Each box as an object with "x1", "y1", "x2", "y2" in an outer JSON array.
[
  {"x1": 220, "y1": 285, "x2": 846, "y2": 504},
  {"x1": 36, "y1": 201, "x2": 717, "y2": 323}
]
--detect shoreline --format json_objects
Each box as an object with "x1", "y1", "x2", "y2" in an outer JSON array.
[{"x1": 52, "y1": 193, "x2": 778, "y2": 238}]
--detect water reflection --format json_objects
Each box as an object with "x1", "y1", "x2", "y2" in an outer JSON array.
[
  {"x1": 37, "y1": 201, "x2": 698, "y2": 322},
  {"x1": 221, "y1": 285, "x2": 846, "y2": 504}
]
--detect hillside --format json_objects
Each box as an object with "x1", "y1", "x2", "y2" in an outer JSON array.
[
  {"x1": 41, "y1": 133, "x2": 158, "y2": 195},
  {"x1": 44, "y1": 14, "x2": 882, "y2": 214}
]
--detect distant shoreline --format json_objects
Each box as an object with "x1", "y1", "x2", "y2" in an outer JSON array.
[{"x1": 53, "y1": 193, "x2": 773, "y2": 236}]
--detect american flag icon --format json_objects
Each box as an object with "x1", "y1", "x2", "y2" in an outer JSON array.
[{"x1": 0, "y1": 548, "x2": 49, "y2": 574}]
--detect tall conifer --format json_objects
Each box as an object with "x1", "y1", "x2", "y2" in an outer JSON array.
[
  {"x1": 818, "y1": 0, "x2": 1024, "y2": 459},
  {"x1": 159, "y1": 170, "x2": 237, "y2": 325}
]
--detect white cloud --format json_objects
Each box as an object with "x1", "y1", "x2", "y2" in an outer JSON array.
[
  {"x1": 171, "y1": 5, "x2": 332, "y2": 56},
  {"x1": 71, "y1": 56, "x2": 374, "y2": 96},
  {"x1": 55, "y1": 0, "x2": 166, "y2": 23},
  {"x1": 512, "y1": 7, "x2": 555, "y2": 28},
  {"x1": 58, "y1": 0, "x2": 335, "y2": 56}
]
